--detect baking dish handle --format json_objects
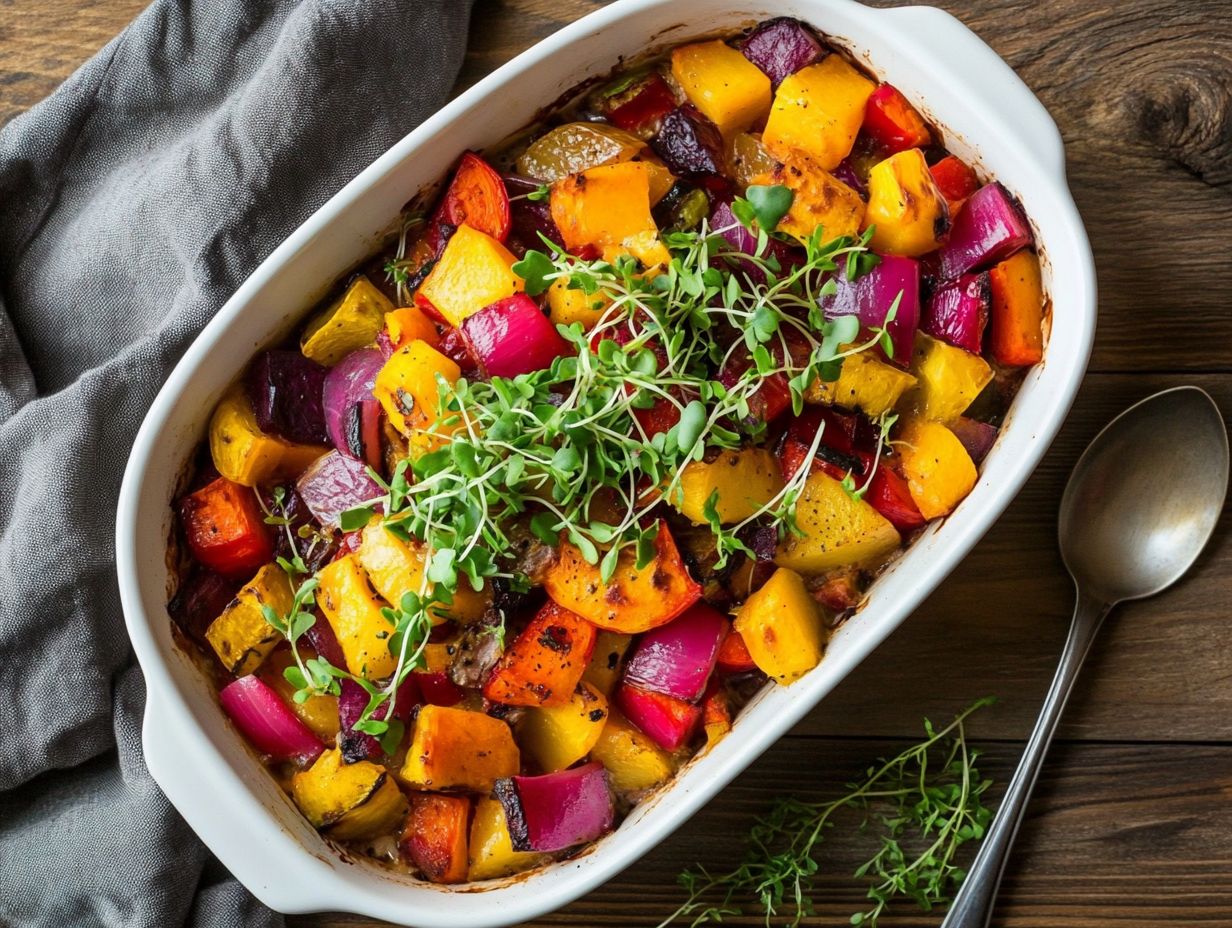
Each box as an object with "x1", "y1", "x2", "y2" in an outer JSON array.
[{"x1": 877, "y1": 5, "x2": 1068, "y2": 181}]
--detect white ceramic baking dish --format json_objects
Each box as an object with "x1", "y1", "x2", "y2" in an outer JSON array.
[{"x1": 115, "y1": 1, "x2": 1095, "y2": 924}]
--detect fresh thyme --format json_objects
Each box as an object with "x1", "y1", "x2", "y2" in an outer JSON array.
[{"x1": 659, "y1": 698, "x2": 996, "y2": 928}]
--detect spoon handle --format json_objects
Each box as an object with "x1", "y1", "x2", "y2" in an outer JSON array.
[{"x1": 939, "y1": 588, "x2": 1112, "y2": 928}]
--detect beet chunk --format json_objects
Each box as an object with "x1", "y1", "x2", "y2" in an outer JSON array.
[
  {"x1": 651, "y1": 105, "x2": 725, "y2": 176},
  {"x1": 246, "y1": 350, "x2": 328, "y2": 445},
  {"x1": 741, "y1": 17, "x2": 824, "y2": 88}
]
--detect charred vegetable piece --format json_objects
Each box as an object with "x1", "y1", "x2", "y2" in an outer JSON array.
[
  {"x1": 246, "y1": 350, "x2": 329, "y2": 445},
  {"x1": 400, "y1": 705, "x2": 519, "y2": 791},
  {"x1": 384, "y1": 306, "x2": 439, "y2": 351},
  {"x1": 988, "y1": 250, "x2": 1045, "y2": 367},
  {"x1": 357, "y1": 521, "x2": 489, "y2": 625},
  {"x1": 179, "y1": 476, "x2": 273, "y2": 579},
  {"x1": 401, "y1": 793, "x2": 471, "y2": 884},
  {"x1": 775, "y1": 470, "x2": 901, "y2": 572},
  {"x1": 607, "y1": 72, "x2": 677, "y2": 134},
  {"x1": 515, "y1": 122, "x2": 646, "y2": 182},
  {"x1": 219, "y1": 673, "x2": 326, "y2": 764},
  {"x1": 291, "y1": 748, "x2": 407, "y2": 841},
  {"x1": 209, "y1": 384, "x2": 326, "y2": 487},
  {"x1": 461, "y1": 293, "x2": 570, "y2": 379},
  {"x1": 205, "y1": 563, "x2": 293, "y2": 675},
  {"x1": 495, "y1": 762, "x2": 615, "y2": 853},
  {"x1": 321, "y1": 347, "x2": 384, "y2": 467},
  {"x1": 295, "y1": 450, "x2": 383, "y2": 528},
  {"x1": 615, "y1": 683, "x2": 701, "y2": 752},
  {"x1": 581, "y1": 631, "x2": 633, "y2": 697},
  {"x1": 905, "y1": 332, "x2": 994, "y2": 423},
  {"x1": 898, "y1": 419, "x2": 978, "y2": 519},
  {"x1": 923, "y1": 272, "x2": 991, "y2": 354},
  {"x1": 338, "y1": 675, "x2": 419, "y2": 762},
  {"x1": 316, "y1": 554, "x2": 398, "y2": 680},
  {"x1": 740, "y1": 17, "x2": 824, "y2": 88},
  {"x1": 670, "y1": 40, "x2": 772, "y2": 138},
  {"x1": 862, "y1": 84, "x2": 932, "y2": 153},
  {"x1": 436, "y1": 152, "x2": 511, "y2": 243},
  {"x1": 373, "y1": 340, "x2": 461, "y2": 454},
  {"x1": 417, "y1": 224, "x2": 523, "y2": 328},
  {"x1": 483, "y1": 600, "x2": 597, "y2": 707},
  {"x1": 734, "y1": 567, "x2": 825, "y2": 684},
  {"x1": 520, "y1": 682, "x2": 610, "y2": 772},
  {"x1": 258, "y1": 649, "x2": 341, "y2": 742},
  {"x1": 468, "y1": 797, "x2": 549, "y2": 881},
  {"x1": 543, "y1": 520, "x2": 702, "y2": 634},
  {"x1": 752, "y1": 151, "x2": 864, "y2": 245},
  {"x1": 949, "y1": 417, "x2": 1000, "y2": 465},
  {"x1": 819, "y1": 254, "x2": 920, "y2": 367},
  {"x1": 300, "y1": 276, "x2": 393, "y2": 367},
  {"x1": 727, "y1": 132, "x2": 780, "y2": 188},
  {"x1": 806, "y1": 350, "x2": 917, "y2": 418},
  {"x1": 864, "y1": 148, "x2": 950, "y2": 257},
  {"x1": 589, "y1": 710, "x2": 675, "y2": 792},
  {"x1": 762, "y1": 55, "x2": 875, "y2": 170},
  {"x1": 652, "y1": 104, "x2": 725, "y2": 175},
  {"x1": 622, "y1": 601, "x2": 726, "y2": 702},
  {"x1": 938, "y1": 182, "x2": 1032, "y2": 279}
]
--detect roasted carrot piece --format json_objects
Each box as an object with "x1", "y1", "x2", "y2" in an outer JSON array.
[
  {"x1": 483, "y1": 601, "x2": 597, "y2": 707},
  {"x1": 179, "y1": 476, "x2": 273, "y2": 578},
  {"x1": 401, "y1": 793, "x2": 471, "y2": 884},
  {"x1": 988, "y1": 250, "x2": 1045, "y2": 367}
]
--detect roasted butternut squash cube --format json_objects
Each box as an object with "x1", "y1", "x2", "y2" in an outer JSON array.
[
  {"x1": 399, "y1": 705, "x2": 519, "y2": 792},
  {"x1": 209, "y1": 384, "x2": 326, "y2": 487},
  {"x1": 753, "y1": 152, "x2": 864, "y2": 245},
  {"x1": 385, "y1": 305, "x2": 439, "y2": 350},
  {"x1": 468, "y1": 797, "x2": 548, "y2": 881},
  {"x1": 204, "y1": 563, "x2": 292, "y2": 675},
  {"x1": 317, "y1": 554, "x2": 397, "y2": 680},
  {"x1": 806, "y1": 350, "x2": 917, "y2": 417},
  {"x1": 547, "y1": 277, "x2": 611, "y2": 330},
  {"x1": 673, "y1": 448, "x2": 784, "y2": 524},
  {"x1": 519, "y1": 683, "x2": 609, "y2": 773},
  {"x1": 905, "y1": 332, "x2": 994, "y2": 423},
  {"x1": 864, "y1": 149, "x2": 950, "y2": 257},
  {"x1": 762, "y1": 55, "x2": 875, "y2": 170},
  {"x1": 358, "y1": 522, "x2": 489, "y2": 625},
  {"x1": 401, "y1": 793, "x2": 470, "y2": 884},
  {"x1": 550, "y1": 161, "x2": 659, "y2": 256},
  {"x1": 581, "y1": 631, "x2": 633, "y2": 697},
  {"x1": 300, "y1": 276, "x2": 394, "y2": 366},
  {"x1": 589, "y1": 711, "x2": 675, "y2": 793},
  {"x1": 670, "y1": 40, "x2": 771, "y2": 138},
  {"x1": 291, "y1": 748, "x2": 407, "y2": 840},
  {"x1": 898, "y1": 419, "x2": 978, "y2": 519},
  {"x1": 734, "y1": 567, "x2": 825, "y2": 684},
  {"x1": 483, "y1": 601, "x2": 597, "y2": 707},
  {"x1": 417, "y1": 224, "x2": 523, "y2": 328},
  {"x1": 775, "y1": 470, "x2": 901, "y2": 572},
  {"x1": 373, "y1": 340, "x2": 461, "y2": 454}
]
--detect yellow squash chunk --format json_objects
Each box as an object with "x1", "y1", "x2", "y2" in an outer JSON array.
[
  {"x1": 399, "y1": 705, "x2": 520, "y2": 792},
  {"x1": 550, "y1": 161, "x2": 660, "y2": 256},
  {"x1": 468, "y1": 798, "x2": 549, "y2": 881},
  {"x1": 209, "y1": 384, "x2": 327, "y2": 487},
  {"x1": 547, "y1": 278, "x2": 612, "y2": 330},
  {"x1": 357, "y1": 522, "x2": 489, "y2": 625},
  {"x1": 898, "y1": 419, "x2": 978, "y2": 519},
  {"x1": 317, "y1": 554, "x2": 397, "y2": 680},
  {"x1": 204, "y1": 563, "x2": 292, "y2": 675},
  {"x1": 753, "y1": 152, "x2": 864, "y2": 245},
  {"x1": 906, "y1": 332, "x2": 994, "y2": 423},
  {"x1": 581, "y1": 631, "x2": 633, "y2": 697},
  {"x1": 519, "y1": 683, "x2": 610, "y2": 773},
  {"x1": 762, "y1": 55, "x2": 876, "y2": 170},
  {"x1": 259, "y1": 649, "x2": 340, "y2": 741},
  {"x1": 516, "y1": 121, "x2": 647, "y2": 182},
  {"x1": 291, "y1": 748, "x2": 407, "y2": 841},
  {"x1": 864, "y1": 149, "x2": 950, "y2": 257},
  {"x1": 589, "y1": 711, "x2": 675, "y2": 793},
  {"x1": 776, "y1": 471, "x2": 901, "y2": 572},
  {"x1": 373, "y1": 340, "x2": 461, "y2": 453},
  {"x1": 671, "y1": 40, "x2": 771, "y2": 138},
  {"x1": 300, "y1": 276, "x2": 394, "y2": 366},
  {"x1": 733, "y1": 568, "x2": 825, "y2": 684},
  {"x1": 807, "y1": 350, "x2": 917, "y2": 417},
  {"x1": 674, "y1": 448, "x2": 784, "y2": 524},
  {"x1": 418, "y1": 224, "x2": 523, "y2": 328}
]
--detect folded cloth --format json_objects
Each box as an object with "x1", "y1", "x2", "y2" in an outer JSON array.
[{"x1": 0, "y1": 1, "x2": 474, "y2": 924}]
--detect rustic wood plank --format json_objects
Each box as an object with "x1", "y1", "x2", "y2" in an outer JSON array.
[{"x1": 293, "y1": 739, "x2": 1232, "y2": 927}]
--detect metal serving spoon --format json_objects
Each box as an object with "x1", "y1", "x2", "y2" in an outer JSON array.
[{"x1": 941, "y1": 385, "x2": 1229, "y2": 928}]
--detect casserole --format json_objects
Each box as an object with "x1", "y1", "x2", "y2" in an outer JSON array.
[{"x1": 115, "y1": 1, "x2": 1095, "y2": 924}]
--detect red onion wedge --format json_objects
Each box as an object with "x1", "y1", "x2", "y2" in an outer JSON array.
[
  {"x1": 820, "y1": 255, "x2": 920, "y2": 367},
  {"x1": 922, "y1": 272, "x2": 991, "y2": 354},
  {"x1": 949, "y1": 416, "x2": 999, "y2": 464},
  {"x1": 740, "y1": 17, "x2": 824, "y2": 88},
  {"x1": 296, "y1": 451, "x2": 384, "y2": 528},
  {"x1": 937, "y1": 182, "x2": 1032, "y2": 280},
  {"x1": 306, "y1": 613, "x2": 347, "y2": 668},
  {"x1": 623, "y1": 602, "x2": 726, "y2": 702},
  {"x1": 615, "y1": 683, "x2": 702, "y2": 752},
  {"x1": 710, "y1": 200, "x2": 802, "y2": 284},
  {"x1": 322, "y1": 347, "x2": 385, "y2": 469},
  {"x1": 461, "y1": 294, "x2": 569, "y2": 380},
  {"x1": 339, "y1": 675, "x2": 420, "y2": 762},
  {"x1": 495, "y1": 762, "x2": 615, "y2": 852},
  {"x1": 219, "y1": 675, "x2": 325, "y2": 765}
]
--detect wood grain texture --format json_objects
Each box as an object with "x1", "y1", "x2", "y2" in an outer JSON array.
[{"x1": 3, "y1": 1, "x2": 1231, "y2": 926}]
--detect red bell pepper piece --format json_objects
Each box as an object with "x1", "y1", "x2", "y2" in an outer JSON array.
[
  {"x1": 863, "y1": 84, "x2": 932, "y2": 153},
  {"x1": 865, "y1": 465, "x2": 926, "y2": 532},
  {"x1": 178, "y1": 477, "x2": 273, "y2": 579},
  {"x1": 929, "y1": 155, "x2": 979, "y2": 208},
  {"x1": 608, "y1": 73, "x2": 677, "y2": 133},
  {"x1": 716, "y1": 627, "x2": 758, "y2": 673}
]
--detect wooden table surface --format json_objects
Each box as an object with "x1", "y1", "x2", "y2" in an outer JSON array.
[{"x1": 6, "y1": 1, "x2": 1231, "y2": 925}]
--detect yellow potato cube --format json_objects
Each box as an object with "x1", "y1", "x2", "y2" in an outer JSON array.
[
  {"x1": 300, "y1": 276, "x2": 393, "y2": 366},
  {"x1": 775, "y1": 470, "x2": 901, "y2": 572},
  {"x1": 547, "y1": 278, "x2": 611, "y2": 330},
  {"x1": 763, "y1": 55, "x2": 875, "y2": 170},
  {"x1": 373, "y1": 340, "x2": 461, "y2": 453},
  {"x1": 864, "y1": 149, "x2": 950, "y2": 257},
  {"x1": 316, "y1": 554, "x2": 397, "y2": 680},
  {"x1": 418, "y1": 224, "x2": 523, "y2": 328},
  {"x1": 734, "y1": 567, "x2": 825, "y2": 684},
  {"x1": 674, "y1": 448, "x2": 784, "y2": 524},
  {"x1": 204, "y1": 563, "x2": 292, "y2": 675},
  {"x1": 519, "y1": 683, "x2": 610, "y2": 772},
  {"x1": 898, "y1": 419, "x2": 978, "y2": 519},
  {"x1": 357, "y1": 522, "x2": 490, "y2": 624},
  {"x1": 208, "y1": 384, "x2": 326, "y2": 487},
  {"x1": 906, "y1": 332, "x2": 994, "y2": 422},
  {"x1": 291, "y1": 749, "x2": 407, "y2": 841},
  {"x1": 671, "y1": 40, "x2": 771, "y2": 138},
  {"x1": 807, "y1": 350, "x2": 917, "y2": 417},
  {"x1": 589, "y1": 711, "x2": 675, "y2": 793}
]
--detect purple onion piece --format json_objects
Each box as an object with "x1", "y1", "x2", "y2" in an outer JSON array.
[
  {"x1": 922, "y1": 272, "x2": 990, "y2": 354},
  {"x1": 496, "y1": 762, "x2": 615, "y2": 852},
  {"x1": 949, "y1": 416, "x2": 999, "y2": 464},
  {"x1": 820, "y1": 255, "x2": 921, "y2": 367},
  {"x1": 295, "y1": 451, "x2": 383, "y2": 528},
  {"x1": 322, "y1": 347, "x2": 384, "y2": 460},
  {"x1": 623, "y1": 603, "x2": 727, "y2": 702},
  {"x1": 938, "y1": 182, "x2": 1032, "y2": 280}
]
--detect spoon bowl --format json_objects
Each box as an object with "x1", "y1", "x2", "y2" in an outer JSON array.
[{"x1": 1059, "y1": 386, "x2": 1230, "y2": 604}]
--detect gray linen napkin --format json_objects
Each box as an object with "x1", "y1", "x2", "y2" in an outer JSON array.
[{"x1": 0, "y1": 1, "x2": 475, "y2": 924}]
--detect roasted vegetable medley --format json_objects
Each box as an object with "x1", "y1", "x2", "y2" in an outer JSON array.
[{"x1": 170, "y1": 17, "x2": 1046, "y2": 884}]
